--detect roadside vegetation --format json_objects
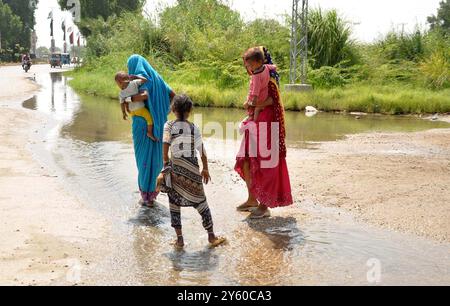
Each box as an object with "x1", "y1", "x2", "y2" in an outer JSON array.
[{"x1": 62, "y1": 0, "x2": 450, "y2": 114}]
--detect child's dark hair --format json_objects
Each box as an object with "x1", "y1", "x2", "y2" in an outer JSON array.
[
  {"x1": 115, "y1": 71, "x2": 128, "y2": 82},
  {"x1": 243, "y1": 47, "x2": 265, "y2": 63},
  {"x1": 171, "y1": 94, "x2": 194, "y2": 120}
]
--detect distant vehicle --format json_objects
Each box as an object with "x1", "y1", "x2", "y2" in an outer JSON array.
[
  {"x1": 21, "y1": 54, "x2": 32, "y2": 73},
  {"x1": 61, "y1": 53, "x2": 71, "y2": 66},
  {"x1": 22, "y1": 59, "x2": 32, "y2": 73},
  {"x1": 50, "y1": 53, "x2": 62, "y2": 68}
]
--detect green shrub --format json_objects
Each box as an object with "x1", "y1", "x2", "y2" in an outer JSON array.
[
  {"x1": 376, "y1": 29, "x2": 426, "y2": 62},
  {"x1": 421, "y1": 51, "x2": 450, "y2": 89},
  {"x1": 309, "y1": 66, "x2": 347, "y2": 88}
]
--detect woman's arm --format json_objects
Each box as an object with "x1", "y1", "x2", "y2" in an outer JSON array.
[
  {"x1": 129, "y1": 75, "x2": 148, "y2": 83},
  {"x1": 131, "y1": 90, "x2": 149, "y2": 103},
  {"x1": 257, "y1": 96, "x2": 274, "y2": 108}
]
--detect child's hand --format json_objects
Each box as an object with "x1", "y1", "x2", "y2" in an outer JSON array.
[
  {"x1": 157, "y1": 173, "x2": 165, "y2": 186},
  {"x1": 123, "y1": 112, "x2": 128, "y2": 121},
  {"x1": 201, "y1": 169, "x2": 211, "y2": 185},
  {"x1": 243, "y1": 101, "x2": 250, "y2": 109}
]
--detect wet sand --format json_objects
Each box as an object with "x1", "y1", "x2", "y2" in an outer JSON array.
[
  {"x1": 0, "y1": 65, "x2": 110, "y2": 285},
  {"x1": 293, "y1": 127, "x2": 450, "y2": 242}
]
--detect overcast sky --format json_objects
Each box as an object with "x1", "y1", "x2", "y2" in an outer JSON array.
[{"x1": 36, "y1": 0, "x2": 442, "y2": 48}]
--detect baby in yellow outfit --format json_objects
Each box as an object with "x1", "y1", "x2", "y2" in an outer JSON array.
[{"x1": 115, "y1": 72, "x2": 157, "y2": 141}]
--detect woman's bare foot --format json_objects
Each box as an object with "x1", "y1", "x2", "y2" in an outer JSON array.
[
  {"x1": 237, "y1": 201, "x2": 259, "y2": 212},
  {"x1": 139, "y1": 199, "x2": 155, "y2": 208},
  {"x1": 249, "y1": 205, "x2": 271, "y2": 219}
]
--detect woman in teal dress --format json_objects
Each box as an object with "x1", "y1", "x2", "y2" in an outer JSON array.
[{"x1": 127, "y1": 55, "x2": 175, "y2": 206}]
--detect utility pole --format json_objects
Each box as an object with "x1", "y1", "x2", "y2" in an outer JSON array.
[
  {"x1": 399, "y1": 22, "x2": 407, "y2": 37},
  {"x1": 286, "y1": 0, "x2": 312, "y2": 92}
]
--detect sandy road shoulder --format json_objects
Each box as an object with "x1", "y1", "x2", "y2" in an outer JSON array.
[{"x1": 0, "y1": 65, "x2": 110, "y2": 285}]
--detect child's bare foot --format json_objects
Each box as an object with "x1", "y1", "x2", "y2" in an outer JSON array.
[
  {"x1": 147, "y1": 126, "x2": 159, "y2": 142},
  {"x1": 173, "y1": 236, "x2": 185, "y2": 249},
  {"x1": 208, "y1": 233, "x2": 227, "y2": 248}
]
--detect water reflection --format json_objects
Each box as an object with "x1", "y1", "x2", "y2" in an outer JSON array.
[
  {"x1": 22, "y1": 73, "x2": 79, "y2": 124},
  {"x1": 165, "y1": 249, "x2": 220, "y2": 273},
  {"x1": 246, "y1": 217, "x2": 305, "y2": 251},
  {"x1": 23, "y1": 96, "x2": 37, "y2": 110},
  {"x1": 63, "y1": 97, "x2": 450, "y2": 147},
  {"x1": 128, "y1": 204, "x2": 171, "y2": 228}
]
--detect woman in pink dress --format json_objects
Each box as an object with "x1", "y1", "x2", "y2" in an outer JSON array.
[{"x1": 235, "y1": 47, "x2": 294, "y2": 219}]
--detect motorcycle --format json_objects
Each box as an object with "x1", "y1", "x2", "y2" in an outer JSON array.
[{"x1": 22, "y1": 60, "x2": 32, "y2": 73}]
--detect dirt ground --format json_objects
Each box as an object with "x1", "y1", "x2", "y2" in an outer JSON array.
[
  {"x1": 0, "y1": 65, "x2": 110, "y2": 285},
  {"x1": 290, "y1": 127, "x2": 450, "y2": 242}
]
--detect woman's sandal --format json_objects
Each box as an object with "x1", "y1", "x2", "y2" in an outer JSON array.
[
  {"x1": 209, "y1": 237, "x2": 227, "y2": 249},
  {"x1": 140, "y1": 200, "x2": 155, "y2": 208},
  {"x1": 236, "y1": 203, "x2": 259, "y2": 212},
  {"x1": 249, "y1": 209, "x2": 271, "y2": 220}
]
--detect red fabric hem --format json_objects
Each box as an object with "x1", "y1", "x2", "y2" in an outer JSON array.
[{"x1": 235, "y1": 157, "x2": 294, "y2": 209}]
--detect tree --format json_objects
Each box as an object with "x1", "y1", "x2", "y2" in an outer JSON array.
[
  {"x1": 36, "y1": 46, "x2": 50, "y2": 58},
  {"x1": 58, "y1": 0, "x2": 143, "y2": 36},
  {"x1": 2, "y1": 0, "x2": 38, "y2": 50},
  {"x1": 159, "y1": 0, "x2": 244, "y2": 62},
  {"x1": 428, "y1": 0, "x2": 450, "y2": 33},
  {"x1": 0, "y1": 0, "x2": 24, "y2": 61},
  {"x1": 244, "y1": 19, "x2": 291, "y2": 69}
]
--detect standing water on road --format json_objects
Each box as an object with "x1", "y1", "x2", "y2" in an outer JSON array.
[{"x1": 23, "y1": 72, "x2": 450, "y2": 285}]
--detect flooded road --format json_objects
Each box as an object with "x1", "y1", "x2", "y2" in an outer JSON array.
[{"x1": 24, "y1": 72, "x2": 450, "y2": 285}]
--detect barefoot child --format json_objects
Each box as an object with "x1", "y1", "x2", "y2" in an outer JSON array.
[
  {"x1": 243, "y1": 47, "x2": 277, "y2": 122},
  {"x1": 115, "y1": 72, "x2": 157, "y2": 141},
  {"x1": 158, "y1": 95, "x2": 226, "y2": 249}
]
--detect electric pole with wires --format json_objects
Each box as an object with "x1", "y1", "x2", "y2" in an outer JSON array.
[{"x1": 286, "y1": 0, "x2": 313, "y2": 92}]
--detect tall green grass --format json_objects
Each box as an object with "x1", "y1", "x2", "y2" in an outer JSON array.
[{"x1": 284, "y1": 85, "x2": 450, "y2": 114}]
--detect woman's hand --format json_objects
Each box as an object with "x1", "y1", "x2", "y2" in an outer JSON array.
[
  {"x1": 131, "y1": 90, "x2": 149, "y2": 102},
  {"x1": 201, "y1": 169, "x2": 211, "y2": 185},
  {"x1": 261, "y1": 96, "x2": 274, "y2": 107},
  {"x1": 243, "y1": 101, "x2": 250, "y2": 109}
]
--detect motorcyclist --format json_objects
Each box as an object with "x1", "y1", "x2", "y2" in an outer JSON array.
[{"x1": 22, "y1": 54, "x2": 32, "y2": 69}]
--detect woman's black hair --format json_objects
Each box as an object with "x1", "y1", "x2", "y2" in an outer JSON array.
[{"x1": 171, "y1": 94, "x2": 194, "y2": 120}]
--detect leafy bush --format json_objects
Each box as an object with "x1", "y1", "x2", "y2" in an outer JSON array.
[
  {"x1": 309, "y1": 66, "x2": 347, "y2": 88},
  {"x1": 375, "y1": 29, "x2": 426, "y2": 62},
  {"x1": 421, "y1": 51, "x2": 450, "y2": 89}
]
